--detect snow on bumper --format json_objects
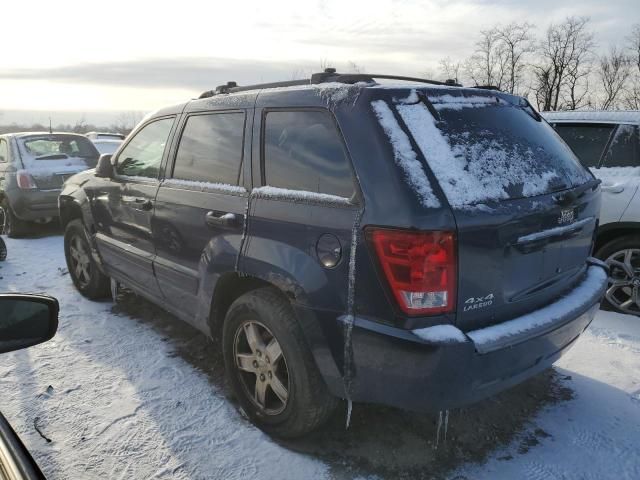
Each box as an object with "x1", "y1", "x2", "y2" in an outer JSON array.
[{"x1": 412, "y1": 261, "x2": 608, "y2": 354}]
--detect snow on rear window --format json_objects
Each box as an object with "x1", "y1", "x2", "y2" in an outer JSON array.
[
  {"x1": 370, "y1": 100, "x2": 441, "y2": 209},
  {"x1": 396, "y1": 102, "x2": 592, "y2": 207}
]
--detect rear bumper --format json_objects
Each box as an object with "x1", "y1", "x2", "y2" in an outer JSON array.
[
  {"x1": 299, "y1": 261, "x2": 607, "y2": 412},
  {"x1": 9, "y1": 189, "x2": 60, "y2": 220}
]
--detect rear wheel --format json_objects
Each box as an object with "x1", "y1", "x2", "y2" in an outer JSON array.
[
  {"x1": 596, "y1": 235, "x2": 640, "y2": 316},
  {"x1": 64, "y1": 219, "x2": 110, "y2": 299},
  {"x1": 1, "y1": 199, "x2": 29, "y2": 238},
  {"x1": 222, "y1": 288, "x2": 338, "y2": 438}
]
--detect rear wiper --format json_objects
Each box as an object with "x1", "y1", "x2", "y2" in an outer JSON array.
[
  {"x1": 35, "y1": 153, "x2": 69, "y2": 160},
  {"x1": 553, "y1": 178, "x2": 601, "y2": 206}
]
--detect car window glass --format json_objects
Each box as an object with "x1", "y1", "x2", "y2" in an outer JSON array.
[
  {"x1": 553, "y1": 124, "x2": 614, "y2": 168},
  {"x1": 116, "y1": 118, "x2": 174, "y2": 178},
  {"x1": 602, "y1": 125, "x2": 639, "y2": 168},
  {"x1": 263, "y1": 110, "x2": 354, "y2": 198},
  {"x1": 0, "y1": 140, "x2": 7, "y2": 162},
  {"x1": 172, "y1": 113, "x2": 245, "y2": 185}
]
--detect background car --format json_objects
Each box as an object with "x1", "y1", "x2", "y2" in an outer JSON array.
[
  {"x1": 0, "y1": 293, "x2": 59, "y2": 480},
  {"x1": 0, "y1": 133, "x2": 100, "y2": 237},
  {"x1": 544, "y1": 110, "x2": 640, "y2": 315},
  {"x1": 90, "y1": 139, "x2": 123, "y2": 156}
]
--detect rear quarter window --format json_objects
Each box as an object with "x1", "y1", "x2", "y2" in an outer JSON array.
[{"x1": 262, "y1": 110, "x2": 354, "y2": 198}]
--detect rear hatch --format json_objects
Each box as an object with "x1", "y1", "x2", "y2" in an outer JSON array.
[
  {"x1": 18, "y1": 134, "x2": 98, "y2": 190},
  {"x1": 394, "y1": 89, "x2": 598, "y2": 331}
]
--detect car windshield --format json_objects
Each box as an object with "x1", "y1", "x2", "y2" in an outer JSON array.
[
  {"x1": 395, "y1": 92, "x2": 594, "y2": 207},
  {"x1": 20, "y1": 135, "x2": 100, "y2": 168}
]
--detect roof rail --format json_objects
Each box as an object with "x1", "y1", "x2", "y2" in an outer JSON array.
[{"x1": 197, "y1": 69, "x2": 462, "y2": 98}]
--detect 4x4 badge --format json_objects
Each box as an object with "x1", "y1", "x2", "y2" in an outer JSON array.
[{"x1": 463, "y1": 294, "x2": 494, "y2": 312}]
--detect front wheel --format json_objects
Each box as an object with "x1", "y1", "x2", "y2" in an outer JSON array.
[
  {"x1": 222, "y1": 288, "x2": 338, "y2": 438},
  {"x1": 596, "y1": 235, "x2": 640, "y2": 316},
  {"x1": 64, "y1": 219, "x2": 110, "y2": 299}
]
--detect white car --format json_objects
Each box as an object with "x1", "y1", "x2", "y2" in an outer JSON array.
[
  {"x1": 85, "y1": 131, "x2": 125, "y2": 141},
  {"x1": 544, "y1": 110, "x2": 640, "y2": 315},
  {"x1": 91, "y1": 138, "x2": 123, "y2": 155}
]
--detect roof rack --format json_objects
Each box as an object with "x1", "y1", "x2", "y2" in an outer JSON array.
[{"x1": 198, "y1": 69, "x2": 462, "y2": 98}]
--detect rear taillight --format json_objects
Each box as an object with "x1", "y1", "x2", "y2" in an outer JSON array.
[
  {"x1": 16, "y1": 170, "x2": 37, "y2": 190},
  {"x1": 368, "y1": 228, "x2": 456, "y2": 315}
]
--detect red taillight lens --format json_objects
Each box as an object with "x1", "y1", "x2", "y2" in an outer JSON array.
[
  {"x1": 16, "y1": 170, "x2": 37, "y2": 190},
  {"x1": 369, "y1": 228, "x2": 456, "y2": 315}
]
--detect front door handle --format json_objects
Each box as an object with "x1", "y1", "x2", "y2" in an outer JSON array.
[
  {"x1": 602, "y1": 184, "x2": 624, "y2": 194},
  {"x1": 205, "y1": 211, "x2": 241, "y2": 228}
]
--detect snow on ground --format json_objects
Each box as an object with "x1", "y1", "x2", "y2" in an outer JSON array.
[{"x1": 1, "y1": 233, "x2": 639, "y2": 479}]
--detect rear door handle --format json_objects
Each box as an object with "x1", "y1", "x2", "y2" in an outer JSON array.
[
  {"x1": 602, "y1": 184, "x2": 624, "y2": 194},
  {"x1": 205, "y1": 211, "x2": 241, "y2": 228}
]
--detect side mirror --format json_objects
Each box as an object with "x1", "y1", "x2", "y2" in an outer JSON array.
[
  {"x1": 0, "y1": 294, "x2": 58, "y2": 354},
  {"x1": 95, "y1": 154, "x2": 114, "y2": 178}
]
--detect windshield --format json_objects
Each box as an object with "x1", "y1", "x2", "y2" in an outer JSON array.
[
  {"x1": 94, "y1": 141, "x2": 123, "y2": 155},
  {"x1": 394, "y1": 92, "x2": 593, "y2": 207},
  {"x1": 20, "y1": 135, "x2": 100, "y2": 168}
]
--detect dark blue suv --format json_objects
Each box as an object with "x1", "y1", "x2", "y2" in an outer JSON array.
[{"x1": 59, "y1": 70, "x2": 608, "y2": 437}]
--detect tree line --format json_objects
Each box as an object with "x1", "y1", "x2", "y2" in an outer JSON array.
[
  {"x1": 436, "y1": 17, "x2": 640, "y2": 111},
  {"x1": 0, "y1": 111, "x2": 143, "y2": 136}
]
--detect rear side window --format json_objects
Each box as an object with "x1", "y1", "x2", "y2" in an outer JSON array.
[
  {"x1": 263, "y1": 110, "x2": 354, "y2": 198},
  {"x1": 602, "y1": 125, "x2": 639, "y2": 168},
  {"x1": 172, "y1": 112, "x2": 245, "y2": 185},
  {"x1": 553, "y1": 124, "x2": 614, "y2": 168}
]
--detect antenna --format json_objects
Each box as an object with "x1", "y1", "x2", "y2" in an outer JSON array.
[{"x1": 48, "y1": 117, "x2": 52, "y2": 134}]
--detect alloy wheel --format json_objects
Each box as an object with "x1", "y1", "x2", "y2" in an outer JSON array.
[
  {"x1": 69, "y1": 234, "x2": 92, "y2": 289},
  {"x1": 233, "y1": 320, "x2": 290, "y2": 416},
  {"x1": 605, "y1": 248, "x2": 640, "y2": 315}
]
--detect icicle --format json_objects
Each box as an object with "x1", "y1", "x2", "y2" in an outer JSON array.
[
  {"x1": 110, "y1": 278, "x2": 119, "y2": 303},
  {"x1": 342, "y1": 208, "x2": 364, "y2": 429},
  {"x1": 443, "y1": 409, "x2": 449, "y2": 445},
  {"x1": 435, "y1": 410, "x2": 443, "y2": 449},
  {"x1": 235, "y1": 194, "x2": 252, "y2": 273},
  {"x1": 345, "y1": 399, "x2": 353, "y2": 429}
]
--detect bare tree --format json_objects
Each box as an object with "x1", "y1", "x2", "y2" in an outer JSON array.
[
  {"x1": 495, "y1": 22, "x2": 535, "y2": 94},
  {"x1": 111, "y1": 111, "x2": 144, "y2": 135},
  {"x1": 439, "y1": 56, "x2": 462, "y2": 83},
  {"x1": 465, "y1": 27, "x2": 508, "y2": 89},
  {"x1": 598, "y1": 46, "x2": 631, "y2": 109},
  {"x1": 623, "y1": 24, "x2": 640, "y2": 109},
  {"x1": 346, "y1": 61, "x2": 365, "y2": 74},
  {"x1": 532, "y1": 16, "x2": 595, "y2": 111}
]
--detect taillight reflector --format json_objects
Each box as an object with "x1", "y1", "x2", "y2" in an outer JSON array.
[{"x1": 369, "y1": 228, "x2": 456, "y2": 315}]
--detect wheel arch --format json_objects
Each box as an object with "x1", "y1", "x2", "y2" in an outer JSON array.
[{"x1": 595, "y1": 222, "x2": 640, "y2": 255}]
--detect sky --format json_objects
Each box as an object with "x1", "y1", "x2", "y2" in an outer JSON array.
[{"x1": 1, "y1": 0, "x2": 638, "y2": 124}]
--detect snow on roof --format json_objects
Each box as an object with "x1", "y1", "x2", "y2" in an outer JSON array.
[{"x1": 542, "y1": 110, "x2": 640, "y2": 124}]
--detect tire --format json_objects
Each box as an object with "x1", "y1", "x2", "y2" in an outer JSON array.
[
  {"x1": 222, "y1": 287, "x2": 338, "y2": 438},
  {"x1": 64, "y1": 219, "x2": 110, "y2": 299},
  {"x1": 595, "y1": 234, "x2": 640, "y2": 316},
  {"x1": 1, "y1": 199, "x2": 29, "y2": 238}
]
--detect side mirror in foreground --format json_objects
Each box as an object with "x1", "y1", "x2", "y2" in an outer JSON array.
[
  {"x1": 95, "y1": 154, "x2": 114, "y2": 178},
  {"x1": 0, "y1": 294, "x2": 59, "y2": 354}
]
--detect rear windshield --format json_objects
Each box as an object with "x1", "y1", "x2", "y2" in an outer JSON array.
[
  {"x1": 19, "y1": 135, "x2": 100, "y2": 168},
  {"x1": 390, "y1": 92, "x2": 593, "y2": 207}
]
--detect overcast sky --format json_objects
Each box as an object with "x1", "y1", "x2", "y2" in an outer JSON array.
[{"x1": 1, "y1": 0, "x2": 638, "y2": 123}]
